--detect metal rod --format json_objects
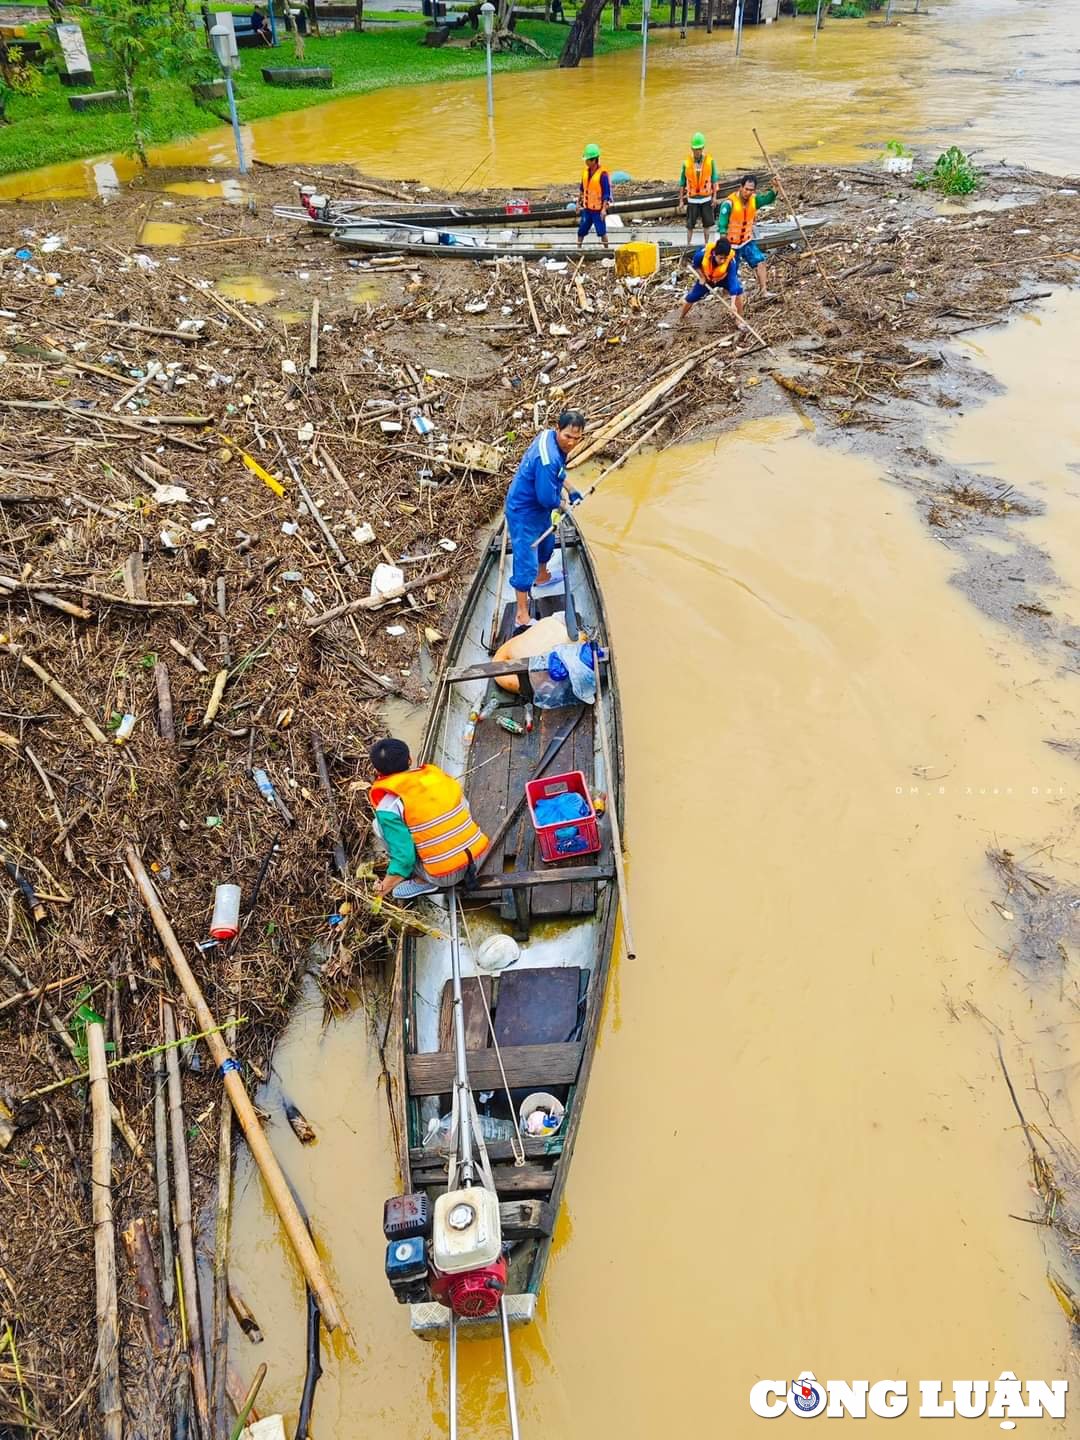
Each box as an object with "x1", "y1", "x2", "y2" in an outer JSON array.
[
  {"x1": 733, "y1": 0, "x2": 743, "y2": 55},
  {"x1": 449, "y1": 1313, "x2": 459, "y2": 1440},
  {"x1": 484, "y1": 32, "x2": 494, "y2": 117},
  {"x1": 500, "y1": 1298, "x2": 522, "y2": 1440},
  {"x1": 557, "y1": 520, "x2": 578, "y2": 641},
  {"x1": 223, "y1": 72, "x2": 247, "y2": 176},
  {"x1": 640, "y1": 0, "x2": 649, "y2": 84},
  {"x1": 813, "y1": 0, "x2": 823, "y2": 36},
  {"x1": 448, "y1": 891, "x2": 474, "y2": 1183}
]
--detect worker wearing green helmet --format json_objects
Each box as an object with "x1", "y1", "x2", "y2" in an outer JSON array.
[
  {"x1": 679, "y1": 131, "x2": 719, "y2": 245},
  {"x1": 577, "y1": 143, "x2": 611, "y2": 250}
]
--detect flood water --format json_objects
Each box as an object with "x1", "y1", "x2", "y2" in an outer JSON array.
[
  {"x1": 227, "y1": 292, "x2": 1080, "y2": 1433},
  {"x1": 1, "y1": 0, "x2": 1079, "y2": 201}
]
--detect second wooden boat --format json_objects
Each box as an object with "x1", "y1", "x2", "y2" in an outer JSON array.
[{"x1": 332, "y1": 215, "x2": 826, "y2": 261}]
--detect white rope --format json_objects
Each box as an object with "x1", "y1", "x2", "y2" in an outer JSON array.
[{"x1": 457, "y1": 900, "x2": 527, "y2": 1168}]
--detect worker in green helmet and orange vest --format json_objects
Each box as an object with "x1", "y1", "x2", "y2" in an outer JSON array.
[
  {"x1": 717, "y1": 173, "x2": 778, "y2": 301},
  {"x1": 577, "y1": 143, "x2": 612, "y2": 250},
  {"x1": 679, "y1": 132, "x2": 718, "y2": 245}
]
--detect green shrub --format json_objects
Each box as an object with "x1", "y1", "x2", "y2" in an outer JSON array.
[{"x1": 914, "y1": 146, "x2": 980, "y2": 195}]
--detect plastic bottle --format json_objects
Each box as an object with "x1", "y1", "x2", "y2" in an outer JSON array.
[
  {"x1": 497, "y1": 715, "x2": 525, "y2": 735},
  {"x1": 424, "y1": 1113, "x2": 518, "y2": 1149},
  {"x1": 210, "y1": 884, "x2": 242, "y2": 940}
]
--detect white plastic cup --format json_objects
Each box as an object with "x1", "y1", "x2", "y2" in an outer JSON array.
[{"x1": 210, "y1": 884, "x2": 242, "y2": 940}]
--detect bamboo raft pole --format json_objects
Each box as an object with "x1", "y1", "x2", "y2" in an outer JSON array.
[
  {"x1": 125, "y1": 847, "x2": 349, "y2": 1336},
  {"x1": 164, "y1": 1000, "x2": 212, "y2": 1440},
  {"x1": 88, "y1": 1023, "x2": 122, "y2": 1440}
]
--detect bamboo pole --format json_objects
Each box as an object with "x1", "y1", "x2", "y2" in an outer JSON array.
[
  {"x1": 211, "y1": 1017, "x2": 235, "y2": 1439},
  {"x1": 164, "y1": 1001, "x2": 212, "y2": 1440},
  {"x1": 531, "y1": 415, "x2": 669, "y2": 548},
  {"x1": 593, "y1": 658, "x2": 636, "y2": 960},
  {"x1": 152, "y1": 1051, "x2": 176, "y2": 1309},
  {"x1": 88, "y1": 1023, "x2": 122, "y2": 1440},
  {"x1": 751, "y1": 127, "x2": 842, "y2": 305},
  {"x1": 125, "y1": 847, "x2": 349, "y2": 1336}
]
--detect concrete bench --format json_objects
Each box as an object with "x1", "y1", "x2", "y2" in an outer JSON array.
[
  {"x1": 261, "y1": 64, "x2": 332, "y2": 85},
  {"x1": 68, "y1": 90, "x2": 123, "y2": 112}
]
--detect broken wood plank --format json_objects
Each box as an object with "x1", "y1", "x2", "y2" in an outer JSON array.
[{"x1": 467, "y1": 865, "x2": 613, "y2": 893}]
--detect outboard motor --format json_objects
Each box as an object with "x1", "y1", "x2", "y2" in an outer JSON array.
[{"x1": 430, "y1": 1186, "x2": 506, "y2": 1319}]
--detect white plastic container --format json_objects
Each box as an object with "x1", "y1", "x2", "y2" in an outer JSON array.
[
  {"x1": 210, "y1": 884, "x2": 242, "y2": 941},
  {"x1": 432, "y1": 1186, "x2": 502, "y2": 1274}
]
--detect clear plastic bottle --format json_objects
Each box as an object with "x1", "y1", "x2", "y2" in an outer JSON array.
[{"x1": 424, "y1": 1112, "x2": 518, "y2": 1150}]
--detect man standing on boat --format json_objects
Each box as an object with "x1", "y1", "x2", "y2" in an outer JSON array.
[
  {"x1": 717, "y1": 173, "x2": 779, "y2": 301},
  {"x1": 679, "y1": 132, "x2": 718, "y2": 246},
  {"x1": 369, "y1": 737, "x2": 489, "y2": 901},
  {"x1": 506, "y1": 410, "x2": 585, "y2": 632},
  {"x1": 577, "y1": 144, "x2": 611, "y2": 250}
]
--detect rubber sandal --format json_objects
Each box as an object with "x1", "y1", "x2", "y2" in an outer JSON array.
[
  {"x1": 511, "y1": 622, "x2": 534, "y2": 638},
  {"x1": 391, "y1": 879, "x2": 440, "y2": 901}
]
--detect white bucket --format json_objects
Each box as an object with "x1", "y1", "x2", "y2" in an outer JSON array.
[{"x1": 519, "y1": 1092, "x2": 565, "y2": 1138}]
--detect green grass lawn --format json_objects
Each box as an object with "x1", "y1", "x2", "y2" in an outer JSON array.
[{"x1": 0, "y1": 18, "x2": 640, "y2": 176}]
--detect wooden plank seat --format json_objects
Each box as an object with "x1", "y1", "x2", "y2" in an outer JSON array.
[{"x1": 406, "y1": 1041, "x2": 582, "y2": 1095}]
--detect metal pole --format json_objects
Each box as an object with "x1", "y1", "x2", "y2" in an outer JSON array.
[
  {"x1": 449, "y1": 1313, "x2": 459, "y2": 1440},
  {"x1": 884, "y1": 0, "x2": 893, "y2": 19},
  {"x1": 499, "y1": 1299, "x2": 522, "y2": 1440},
  {"x1": 813, "y1": 0, "x2": 823, "y2": 36},
  {"x1": 448, "y1": 892, "x2": 474, "y2": 1184},
  {"x1": 223, "y1": 71, "x2": 247, "y2": 175},
  {"x1": 640, "y1": 0, "x2": 648, "y2": 84},
  {"x1": 733, "y1": 0, "x2": 743, "y2": 55}
]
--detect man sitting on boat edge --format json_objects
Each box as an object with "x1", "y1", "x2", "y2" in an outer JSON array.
[
  {"x1": 505, "y1": 409, "x2": 585, "y2": 633},
  {"x1": 369, "y1": 737, "x2": 490, "y2": 901}
]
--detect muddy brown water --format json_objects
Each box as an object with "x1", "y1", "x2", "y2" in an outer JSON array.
[
  {"x1": 1, "y1": 0, "x2": 1079, "y2": 200},
  {"x1": 225, "y1": 292, "x2": 1080, "y2": 1434}
]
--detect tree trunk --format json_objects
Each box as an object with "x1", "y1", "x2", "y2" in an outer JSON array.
[
  {"x1": 558, "y1": 0, "x2": 604, "y2": 64},
  {"x1": 693, "y1": 0, "x2": 700, "y2": 22},
  {"x1": 705, "y1": 0, "x2": 713, "y2": 31},
  {"x1": 353, "y1": 0, "x2": 363, "y2": 28},
  {"x1": 306, "y1": 0, "x2": 321, "y2": 36},
  {"x1": 612, "y1": 0, "x2": 621, "y2": 27}
]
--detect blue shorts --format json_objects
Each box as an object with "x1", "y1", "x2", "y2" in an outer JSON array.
[
  {"x1": 734, "y1": 239, "x2": 766, "y2": 269},
  {"x1": 685, "y1": 266, "x2": 743, "y2": 305},
  {"x1": 507, "y1": 514, "x2": 556, "y2": 594},
  {"x1": 577, "y1": 209, "x2": 607, "y2": 240}
]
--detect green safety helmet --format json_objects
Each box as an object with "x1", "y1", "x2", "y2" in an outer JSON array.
[
  {"x1": 583, "y1": 143, "x2": 601, "y2": 160},
  {"x1": 691, "y1": 132, "x2": 706, "y2": 149}
]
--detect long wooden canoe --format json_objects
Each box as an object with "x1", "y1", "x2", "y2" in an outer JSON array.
[
  {"x1": 385, "y1": 517, "x2": 622, "y2": 1338},
  {"x1": 332, "y1": 215, "x2": 826, "y2": 262},
  {"x1": 273, "y1": 186, "x2": 711, "y2": 232}
]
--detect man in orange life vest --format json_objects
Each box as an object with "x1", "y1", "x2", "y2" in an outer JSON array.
[
  {"x1": 369, "y1": 737, "x2": 490, "y2": 900},
  {"x1": 677, "y1": 236, "x2": 746, "y2": 329},
  {"x1": 679, "y1": 132, "x2": 718, "y2": 246},
  {"x1": 717, "y1": 173, "x2": 778, "y2": 301},
  {"x1": 577, "y1": 143, "x2": 611, "y2": 250}
]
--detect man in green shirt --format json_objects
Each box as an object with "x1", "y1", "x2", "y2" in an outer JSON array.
[
  {"x1": 717, "y1": 173, "x2": 779, "y2": 301},
  {"x1": 679, "y1": 132, "x2": 718, "y2": 246}
]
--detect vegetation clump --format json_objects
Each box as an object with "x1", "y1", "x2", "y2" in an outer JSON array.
[{"x1": 915, "y1": 145, "x2": 980, "y2": 196}]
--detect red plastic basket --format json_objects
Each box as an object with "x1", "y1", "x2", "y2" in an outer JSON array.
[{"x1": 525, "y1": 770, "x2": 601, "y2": 864}]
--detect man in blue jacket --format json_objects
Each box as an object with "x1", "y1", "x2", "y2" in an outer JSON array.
[{"x1": 505, "y1": 409, "x2": 586, "y2": 631}]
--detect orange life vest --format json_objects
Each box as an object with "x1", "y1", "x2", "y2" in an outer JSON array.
[
  {"x1": 725, "y1": 190, "x2": 757, "y2": 246},
  {"x1": 684, "y1": 152, "x2": 714, "y2": 199},
  {"x1": 580, "y1": 165, "x2": 607, "y2": 211},
  {"x1": 371, "y1": 765, "x2": 489, "y2": 877},
  {"x1": 700, "y1": 241, "x2": 735, "y2": 286}
]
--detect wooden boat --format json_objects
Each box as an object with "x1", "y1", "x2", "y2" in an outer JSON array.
[
  {"x1": 273, "y1": 187, "x2": 701, "y2": 232},
  {"x1": 332, "y1": 215, "x2": 826, "y2": 261},
  {"x1": 384, "y1": 516, "x2": 622, "y2": 1338}
]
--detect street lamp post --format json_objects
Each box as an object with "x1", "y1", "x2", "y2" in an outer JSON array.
[
  {"x1": 640, "y1": 0, "x2": 650, "y2": 84},
  {"x1": 480, "y1": 2, "x2": 494, "y2": 119},
  {"x1": 209, "y1": 26, "x2": 247, "y2": 174}
]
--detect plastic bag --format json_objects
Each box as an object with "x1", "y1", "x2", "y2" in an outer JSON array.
[{"x1": 527, "y1": 641, "x2": 596, "y2": 710}]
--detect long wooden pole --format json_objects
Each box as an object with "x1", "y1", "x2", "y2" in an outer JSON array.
[
  {"x1": 593, "y1": 659, "x2": 636, "y2": 960},
  {"x1": 124, "y1": 847, "x2": 348, "y2": 1336},
  {"x1": 164, "y1": 1001, "x2": 211, "y2": 1440},
  {"x1": 488, "y1": 520, "x2": 509, "y2": 652},
  {"x1": 531, "y1": 415, "x2": 669, "y2": 549},
  {"x1": 88, "y1": 1023, "x2": 122, "y2": 1440},
  {"x1": 751, "y1": 127, "x2": 842, "y2": 305}
]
